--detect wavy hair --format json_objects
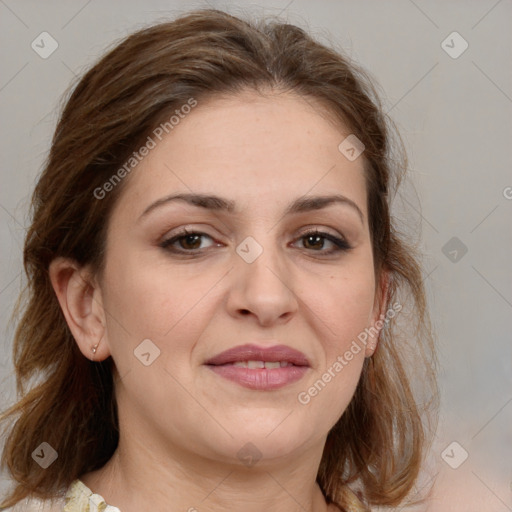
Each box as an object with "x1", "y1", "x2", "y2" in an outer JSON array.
[{"x1": 0, "y1": 8, "x2": 437, "y2": 511}]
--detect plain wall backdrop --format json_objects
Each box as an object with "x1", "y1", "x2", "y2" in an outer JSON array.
[{"x1": 0, "y1": 1, "x2": 511, "y2": 510}]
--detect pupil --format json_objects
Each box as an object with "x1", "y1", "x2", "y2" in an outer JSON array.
[
  {"x1": 306, "y1": 235, "x2": 322, "y2": 249},
  {"x1": 183, "y1": 234, "x2": 200, "y2": 249}
]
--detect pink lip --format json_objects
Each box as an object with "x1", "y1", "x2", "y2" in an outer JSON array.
[
  {"x1": 204, "y1": 344, "x2": 310, "y2": 391},
  {"x1": 205, "y1": 344, "x2": 310, "y2": 366}
]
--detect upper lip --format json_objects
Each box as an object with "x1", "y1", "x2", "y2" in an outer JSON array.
[{"x1": 205, "y1": 344, "x2": 310, "y2": 367}]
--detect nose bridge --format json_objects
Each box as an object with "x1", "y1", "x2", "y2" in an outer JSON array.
[
  {"x1": 228, "y1": 230, "x2": 298, "y2": 322},
  {"x1": 236, "y1": 230, "x2": 285, "y2": 280}
]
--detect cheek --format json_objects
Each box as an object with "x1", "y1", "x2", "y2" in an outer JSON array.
[
  {"x1": 100, "y1": 252, "x2": 221, "y2": 364},
  {"x1": 295, "y1": 264, "x2": 375, "y2": 423},
  {"x1": 310, "y1": 264, "x2": 376, "y2": 350},
  {"x1": 99, "y1": 255, "x2": 217, "y2": 417}
]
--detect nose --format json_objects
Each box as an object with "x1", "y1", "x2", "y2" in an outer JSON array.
[{"x1": 225, "y1": 235, "x2": 299, "y2": 327}]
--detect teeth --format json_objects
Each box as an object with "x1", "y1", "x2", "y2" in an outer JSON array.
[
  {"x1": 231, "y1": 361, "x2": 292, "y2": 369},
  {"x1": 248, "y1": 360, "x2": 265, "y2": 369}
]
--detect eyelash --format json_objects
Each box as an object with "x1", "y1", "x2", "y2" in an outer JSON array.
[{"x1": 159, "y1": 228, "x2": 351, "y2": 256}]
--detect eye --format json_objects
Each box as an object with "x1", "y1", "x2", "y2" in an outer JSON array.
[
  {"x1": 294, "y1": 229, "x2": 351, "y2": 255},
  {"x1": 159, "y1": 228, "x2": 351, "y2": 256},
  {"x1": 160, "y1": 229, "x2": 217, "y2": 253}
]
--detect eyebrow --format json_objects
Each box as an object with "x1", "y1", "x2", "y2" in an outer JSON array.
[{"x1": 139, "y1": 192, "x2": 364, "y2": 223}]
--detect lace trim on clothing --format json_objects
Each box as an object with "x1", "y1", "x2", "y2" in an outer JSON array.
[{"x1": 63, "y1": 480, "x2": 120, "y2": 512}]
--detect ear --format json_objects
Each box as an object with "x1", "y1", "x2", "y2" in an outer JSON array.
[
  {"x1": 49, "y1": 257, "x2": 111, "y2": 362},
  {"x1": 365, "y1": 270, "x2": 391, "y2": 358}
]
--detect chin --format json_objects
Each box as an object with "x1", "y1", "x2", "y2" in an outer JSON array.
[{"x1": 223, "y1": 422, "x2": 315, "y2": 462}]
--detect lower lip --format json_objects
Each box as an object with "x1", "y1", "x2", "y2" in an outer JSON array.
[{"x1": 206, "y1": 364, "x2": 309, "y2": 390}]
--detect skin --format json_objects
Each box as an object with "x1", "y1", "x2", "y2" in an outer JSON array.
[{"x1": 50, "y1": 89, "x2": 388, "y2": 512}]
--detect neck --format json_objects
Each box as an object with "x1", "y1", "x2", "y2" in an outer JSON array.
[{"x1": 81, "y1": 431, "x2": 334, "y2": 512}]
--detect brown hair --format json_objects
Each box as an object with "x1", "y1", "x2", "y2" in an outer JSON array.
[{"x1": 0, "y1": 8, "x2": 437, "y2": 511}]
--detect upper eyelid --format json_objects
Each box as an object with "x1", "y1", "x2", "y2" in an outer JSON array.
[
  {"x1": 163, "y1": 225, "x2": 346, "y2": 242},
  {"x1": 295, "y1": 226, "x2": 346, "y2": 239}
]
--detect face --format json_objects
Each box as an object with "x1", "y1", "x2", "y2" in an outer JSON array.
[{"x1": 91, "y1": 90, "x2": 384, "y2": 465}]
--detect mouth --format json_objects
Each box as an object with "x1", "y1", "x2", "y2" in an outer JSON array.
[
  {"x1": 220, "y1": 360, "x2": 295, "y2": 369},
  {"x1": 204, "y1": 343, "x2": 310, "y2": 367},
  {"x1": 204, "y1": 344, "x2": 310, "y2": 390}
]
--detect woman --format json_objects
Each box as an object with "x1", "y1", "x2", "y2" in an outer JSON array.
[{"x1": 0, "y1": 8, "x2": 437, "y2": 512}]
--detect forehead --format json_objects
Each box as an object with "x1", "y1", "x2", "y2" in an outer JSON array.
[{"x1": 114, "y1": 89, "x2": 368, "y2": 220}]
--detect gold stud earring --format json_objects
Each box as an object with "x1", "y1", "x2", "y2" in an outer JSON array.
[{"x1": 91, "y1": 343, "x2": 99, "y2": 361}]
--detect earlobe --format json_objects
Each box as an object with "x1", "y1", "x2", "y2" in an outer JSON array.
[{"x1": 48, "y1": 257, "x2": 110, "y2": 361}]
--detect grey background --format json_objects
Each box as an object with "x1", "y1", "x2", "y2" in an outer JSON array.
[{"x1": 0, "y1": 1, "x2": 511, "y2": 510}]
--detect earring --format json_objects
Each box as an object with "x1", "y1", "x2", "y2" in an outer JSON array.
[{"x1": 91, "y1": 343, "x2": 99, "y2": 361}]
